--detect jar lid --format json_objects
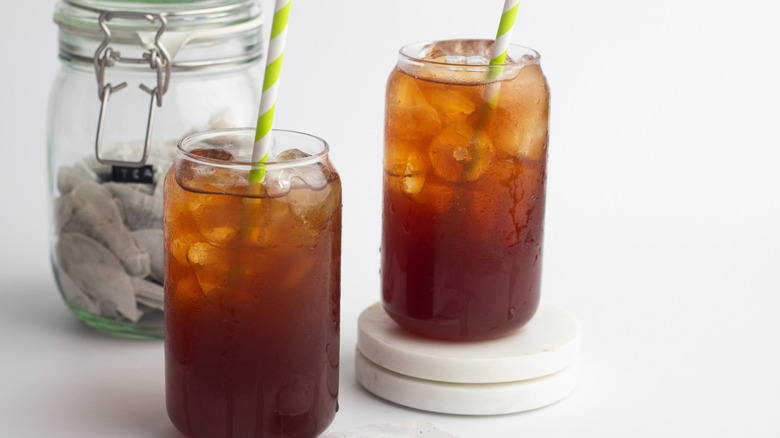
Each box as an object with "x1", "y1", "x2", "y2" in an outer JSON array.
[{"x1": 54, "y1": 0, "x2": 264, "y2": 68}]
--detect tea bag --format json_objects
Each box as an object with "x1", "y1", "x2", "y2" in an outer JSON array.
[
  {"x1": 53, "y1": 140, "x2": 174, "y2": 322},
  {"x1": 57, "y1": 181, "x2": 151, "y2": 278},
  {"x1": 131, "y1": 277, "x2": 164, "y2": 311},
  {"x1": 132, "y1": 229, "x2": 164, "y2": 283},
  {"x1": 57, "y1": 233, "x2": 141, "y2": 322},
  {"x1": 105, "y1": 182, "x2": 164, "y2": 230}
]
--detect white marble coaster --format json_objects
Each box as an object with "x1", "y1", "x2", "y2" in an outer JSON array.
[{"x1": 355, "y1": 302, "x2": 582, "y2": 415}]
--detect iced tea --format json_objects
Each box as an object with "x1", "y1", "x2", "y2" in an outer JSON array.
[
  {"x1": 164, "y1": 129, "x2": 341, "y2": 438},
  {"x1": 382, "y1": 40, "x2": 550, "y2": 341}
]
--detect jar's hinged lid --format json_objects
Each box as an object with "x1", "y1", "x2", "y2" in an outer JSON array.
[{"x1": 55, "y1": 0, "x2": 264, "y2": 68}]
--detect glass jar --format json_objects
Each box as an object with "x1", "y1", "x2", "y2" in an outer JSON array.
[{"x1": 47, "y1": 0, "x2": 264, "y2": 339}]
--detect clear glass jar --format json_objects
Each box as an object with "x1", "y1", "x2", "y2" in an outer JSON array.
[{"x1": 47, "y1": 0, "x2": 264, "y2": 339}]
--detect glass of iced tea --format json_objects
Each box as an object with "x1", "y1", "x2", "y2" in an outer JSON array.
[
  {"x1": 164, "y1": 128, "x2": 341, "y2": 438},
  {"x1": 382, "y1": 39, "x2": 550, "y2": 341}
]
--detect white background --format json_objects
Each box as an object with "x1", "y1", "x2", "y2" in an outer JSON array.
[{"x1": 1, "y1": 0, "x2": 779, "y2": 437}]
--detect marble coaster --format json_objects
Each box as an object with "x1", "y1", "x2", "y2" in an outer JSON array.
[{"x1": 355, "y1": 302, "x2": 582, "y2": 415}]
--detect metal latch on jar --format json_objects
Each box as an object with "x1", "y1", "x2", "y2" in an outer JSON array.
[{"x1": 93, "y1": 11, "x2": 171, "y2": 168}]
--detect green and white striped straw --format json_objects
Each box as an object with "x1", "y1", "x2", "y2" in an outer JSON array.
[
  {"x1": 249, "y1": 0, "x2": 292, "y2": 183},
  {"x1": 485, "y1": 0, "x2": 521, "y2": 108}
]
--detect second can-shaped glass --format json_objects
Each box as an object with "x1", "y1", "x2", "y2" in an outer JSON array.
[
  {"x1": 382, "y1": 40, "x2": 550, "y2": 341},
  {"x1": 164, "y1": 129, "x2": 341, "y2": 437}
]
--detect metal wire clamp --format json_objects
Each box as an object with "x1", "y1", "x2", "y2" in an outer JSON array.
[{"x1": 93, "y1": 11, "x2": 172, "y2": 167}]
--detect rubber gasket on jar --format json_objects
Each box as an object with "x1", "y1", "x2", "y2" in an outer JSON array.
[
  {"x1": 356, "y1": 302, "x2": 582, "y2": 384},
  {"x1": 355, "y1": 349, "x2": 581, "y2": 415}
]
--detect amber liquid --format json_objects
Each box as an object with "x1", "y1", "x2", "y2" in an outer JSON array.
[
  {"x1": 381, "y1": 61, "x2": 549, "y2": 341},
  {"x1": 164, "y1": 155, "x2": 341, "y2": 438}
]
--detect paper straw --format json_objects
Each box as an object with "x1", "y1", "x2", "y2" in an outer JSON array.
[
  {"x1": 249, "y1": 0, "x2": 292, "y2": 183},
  {"x1": 484, "y1": 0, "x2": 520, "y2": 108}
]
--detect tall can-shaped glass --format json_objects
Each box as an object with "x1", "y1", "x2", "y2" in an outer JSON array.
[
  {"x1": 382, "y1": 40, "x2": 550, "y2": 341},
  {"x1": 164, "y1": 129, "x2": 341, "y2": 438}
]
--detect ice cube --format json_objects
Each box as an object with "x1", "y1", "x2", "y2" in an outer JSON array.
[
  {"x1": 170, "y1": 170, "x2": 244, "y2": 248},
  {"x1": 187, "y1": 241, "x2": 232, "y2": 293},
  {"x1": 386, "y1": 70, "x2": 441, "y2": 140},
  {"x1": 490, "y1": 65, "x2": 550, "y2": 160},
  {"x1": 232, "y1": 197, "x2": 294, "y2": 248},
  {"x1": 273, "y1": 148, "x2": 308, "y2": 162},
  {"x1": 519, "y1": 54, "x2": 537, "y2": 66},
  {"x1": 385, "y1": 143, "x2": 454, "y2": 214},
  {"x1": 168, "y1": 232, "x2": 195, "y2": 268},
  {"x1": 400, "y1": 152, "x2": 428, "y2": 196},
  {"x1": 186, "y1": 241, "x2": 258, "y2": 310},
  {"x1": 290, "y1": 163, "x2": 329, "y2": 191},
  {"x1": 429, "y1": 122, "x2": 494, "y2": 182},
  {"x1": 422, "y1": 40, "x2": 493, "y2": 62},
  {"x1": 385, "y1": 137, "x2": 420, "y2": 177},
  {"x1": 193, "y1": 148, "x2": 236, "y2": 162},
  {"x1": 410, "y1": 41, "x2": 495, "y2": 84},
  {"x1": 445, "y1": 55, "x2": 467, "y2": 64},
  {"x1": 287, "y1": 180, "x2": 341, "y2": 236},
  {"x1": 263, "y1": 150, "x2": 330, "y2": 198},
  {"x1": 264, "y1": 164, "x2": 329, "y2": 198},
  {"x1": 176, "y1": 148, "x2": 245, "y2": 195},
  {"x1": 174, "y1": 176, "x2": 242, "y2": 247},
  {"x1": 422, "y1": 86, "x2": 477, "y2": 123},
  {"x1": 466, "y1": 56, "x2": 489, "y2": 65},
  {"x1": 406, "y1": 178, "x2": 455, "y2": 215},
  {"x1": 401, "y1": 173, "x2": 425, "y2": 196},
  {"x1": 436, "y1": 55, "x2": 489, "y2": 66},
  {"x1": 260, "y1": 168, "x2": 291, "y2": 197},
  {"x1": 488, "y1": 107, "x2": 548, "y2": 161},
  {"x1": 192, "y1": 201, "x2": 242, "y2": 246}
]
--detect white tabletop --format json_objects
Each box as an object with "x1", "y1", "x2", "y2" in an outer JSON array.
[{"x1": 1, "y1": 0, "x2": 779, "y2": 437}]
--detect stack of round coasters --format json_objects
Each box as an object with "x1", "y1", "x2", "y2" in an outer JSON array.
[{"x1": 355, "y1": 302, "x2": 582, "y2": 415}]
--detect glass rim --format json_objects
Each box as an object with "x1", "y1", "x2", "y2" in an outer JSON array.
[
  {"x1": 177, "y1": 128, "x2": 330, "y2": 171},
  {"x1": 60, "y1": 0, "x2": 257, "y2": 17},
  {"x1": 398, "y1": 39, "x2": 541, "y2": 70},
  {"x1": 54, "y1": 0, "x2": 263, "y2": 35}
]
